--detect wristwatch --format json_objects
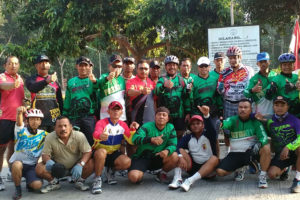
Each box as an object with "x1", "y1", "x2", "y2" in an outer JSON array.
[{"x1": 80, "y1": 161, "x2": 85, "y2": 167}]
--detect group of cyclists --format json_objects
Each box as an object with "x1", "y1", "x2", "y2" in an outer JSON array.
[{"x1": 0, "y1": 45, "x2": 300, "y2": 199}]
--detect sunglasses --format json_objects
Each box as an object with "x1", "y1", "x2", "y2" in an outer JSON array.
[{"x1": 199, "y1": 65, "x2": 209, "y2": 68}]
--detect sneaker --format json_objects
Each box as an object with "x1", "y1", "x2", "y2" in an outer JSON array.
[
  {"x1": 180, "y1": 179, "x2": 192, "y2": 192},
  {"x1": 258, "y1": 174, "x2": 268, "y2": 188},
  {"x1": 280, "y1": 167, "x2": 290, "y2": 181},
  {"x1": 117, "y1": 170, "x2": 128, "y2": 177},
  {"x1": 291, "y1": 178, "x2": 300, "y2": 193},
  {"x1": 168, "y1": 178, "x2": 182, "y2": 189},
  {"x1": 105, "y1": 168, "x2": 117, "y2": 185},
  {"x1": 0, "y1": 177, "x2": 5, "y2": 191},
  {"x1": 92, "y1": 177, "x2": 102, "y2": 194},
  {"x1": 40, "y1": 181, "x2": 61, "y2": 193},
  {"x1": 155, "y1": 172, "x2": 170, "y2": 184},
  {"x1": 74, "y1": 181, "x2": 89, "y2": 191},
  {"x1": 234, "y1": 167, "x2": 246, "y2": 181}
]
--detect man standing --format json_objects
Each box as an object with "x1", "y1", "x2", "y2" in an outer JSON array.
[
  {"x1": 121, "y1": 57, "x2": 136, "y2": 82},
  {"x1": 0, "y1": 56, "x2": 24, "y2": 191},
  {"x1": 216, "y1": 99, "x2": 271, "y2": 188},
  {"x1": 26, "y1": 55, "x2": 63, "y2": 132},
  {"x1": 217, "y1": 46, "x2": 254, "y2": 119},
  {"x1": 128, "y1": 107, "x2": 178, "y2": 184},
  {"x1": 244, "y1": 52, "x2": 277, "y2": 119},
  {"x1": 98, "y1": 55, "x2": 126, "y2": 121},
  {"x1": 211, "y1": 52, "x2": 226, "y2": 75},
  {"x1": 149, "y1": 60, "x2": 161, "y2": 85},
  {"x1": 63, "y1": 56, "x2": 98, "y2": 145},
  {"x1": 265, "y1": 53, "x2": 300, "y2": 117},
  {"x1": 154, "y1": 55, "x2": 191, "y2": 139},
  {"x1": 126, "y1": 60, "x2": 156, "y2": 125},
  {"x1": 35, "y1": 116, "x2": 94, "y2": 193}
]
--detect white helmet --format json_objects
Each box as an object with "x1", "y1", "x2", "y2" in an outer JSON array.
[
  {"x1": 197, "y1": 57, "x2": 210, "y2": 66},
  {"x1": 25, "y1": 109, "x2": 44, "y2": 118}
]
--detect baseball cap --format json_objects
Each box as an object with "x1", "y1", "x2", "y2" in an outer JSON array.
[
  {"x1": 110, "y1": 54, "x2": 122, "y2": 64},
  {"x1": 189, "y1": 115, "x2": 204, "y2": 124},
  {"x1": 150, "y1": 60, "x2": 160, "y2": 68},
  {"x1": 34, "y1": 55, "x2": 50, "y2": 64},
  {"x1": 273, "y1": 96, "x2": 288, "y2": 104},
  {"x1": 108, "y1": 101, "x2": 123, "y2": 110},
  {"x1": 76, "y1": 56, "x2": 94, "y2": 66},
  {"x1": 257, "y1": 52, "x2": 270, "y2": 62},
  {"x1": 197, "y1": 57, "x2": 210, "y2": 66},
  {"x1": 214, "y1": 52, "x2": 225, "y2": 60},
  {"x1": 123, "y1": 57, "x2": 135, "y2": 64}
]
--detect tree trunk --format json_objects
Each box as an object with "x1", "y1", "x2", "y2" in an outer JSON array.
[{"x1": 57, "y1": 57, "x2": 66, "y2": 91}]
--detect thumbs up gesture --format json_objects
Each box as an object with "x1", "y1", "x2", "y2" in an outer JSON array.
[
  {"x1": 285, "y1": 79, "x2": 296, "y2": 93},
  {"x1": 46, "y1": 72, "x2": 57, "y2": 83},
  {"x1": 251, "y1": 80, "x2": 262, "y2": 93},
  {"x1": 164, "y1": 78, "x2": 174, "y2": 89},
  {"x1": 197, "y1": 105, "x2": 210, "y2": 117},
  {"x1": 151, "y1": 134, "x2": 164, "y2": 146},
  {"x1": 100, "y1": 127, "x2": 109, "y2": 141}
]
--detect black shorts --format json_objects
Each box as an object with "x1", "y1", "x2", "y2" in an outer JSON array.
[
  {"x1": 22, "y1": 164, "x2": 41, "y2": 185},
  {"x1": 129, "y1": 156, "x2": 163, "y2": 172},
  {"x1": 187, "y1": 158, "x2": 204, "y2": 175},
  {"x1": 170, "y1": 117, "x2": 185, "y2": 131},
  {"x1": 217, "y1": 151, "x2": 251, "y2": 172},
  {"x1": 105, "y1": 151, "x2": 122, "y2": 168},
  {"x1": 0, "y1": 119, "x2": 15, "y2": 145},
  {"x1": 270, "y1": 151, "x2": 297, "y2": 170}
]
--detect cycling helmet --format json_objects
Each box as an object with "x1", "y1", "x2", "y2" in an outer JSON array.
[
  {"x1": 164, "y1": 55, "x2": 179, "y2": 65},
  {"x1": 25, "y1": 109, "x2": 44, "y2": 118},
  {"x1": 278, "y1": 53, "x2": 296, "y2": 63},
  {"x1": 226, "y1": 46, "x2": 242, "y2": 57}
]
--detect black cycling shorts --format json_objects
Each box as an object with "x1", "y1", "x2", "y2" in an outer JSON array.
[
  {"x1": 270, "y1": 151, "x2": 297, "y2": 170},
  {"x1": 217, "y1": 151, "x2": 251, "y2": 172},
  {"x1": 0, "y1": 119, "x2": 15, "y2": 145},
  {"x1": 129, "y1": 156, "x2": 163, "y2": 172}
]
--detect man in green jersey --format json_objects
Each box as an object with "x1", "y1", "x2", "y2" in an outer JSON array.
[
  {"x1": 63, "y1": 56, "x2": 98, "y2": 145},
  {"x1": 98, "y1": 55, "x2": 126, "y2": 121},
  {"x1": 128, "y1": 107, "x2": 178, "y2": 184},
  {"x1": 266, "y1": 53, "x2": 300, "y2": 117},
  {"x1": 244, "y1": 52, "x2": 277, "y2": 119},
  {"x1": 154, "y1": 55, "x2": 191, "y2": 139},
  {"x1": 216, "y1": 99, "x2": 271, "y2": 188}
]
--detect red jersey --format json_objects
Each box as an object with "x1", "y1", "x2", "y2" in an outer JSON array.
[{"x1": 0, "y1": 72, "x2": 24, "y2": 121}]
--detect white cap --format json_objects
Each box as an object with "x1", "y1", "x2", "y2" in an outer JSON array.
[{"x1": 197, "y1": 56, "x2": 210, "y2": 66}]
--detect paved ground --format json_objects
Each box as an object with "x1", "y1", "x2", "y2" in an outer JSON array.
[{"x1": 1, "y1": 146, "x2": 300, "y2": 200}]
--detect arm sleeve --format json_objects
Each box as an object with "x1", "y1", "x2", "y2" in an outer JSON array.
[
  {"x1": 176, "y1": 134, "x2": 191, "y2": 153},
  {"x1": 42, "y1": 135, "x2": 53, "y2": 157},
  {"x1": 216, "y1": 74, "x2": 224, "y2": 94},
  {"x1": 132, "y1": 126, "x2": 152, "y2": 145},
  {"x1": 93, "y1": 120, "x2": 105, "y2": 140},
  {"x1": 165, "y1": 126, "x2": 177, "y2": 155},
  {"x1": 255, "y1": 120, "x2": 269, "y2": 146},
  {"x1": 14, "y1": 124, "x2": 25, "y2": 140},
  {"x1": 121, "y1": 121, "x2": 135, "y2": 145},
  {"x1": 286, "y1": 135, "x2": 300, "y2": 151},
  {"x1": 25, "y1": 76, "x2": 48, "y2": 93},
  {"x1": 244, "y1": 77, "x2": 255, "y2": 99},
  {"x1": 221, "y1": 117, "x2": 233, "y2": 130},
  {"x1": 154, "y1": 77, "x2": 166, "y2": 96}
]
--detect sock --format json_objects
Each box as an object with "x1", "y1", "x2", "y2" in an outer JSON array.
[
  {"x1": 15, "y1": 185, "x2": 21, "y2": 194},
  {"x1": 173, "y1": 167, "x2": 182, "y2": 180},
  {"x1": 296, "y1": 171, "x2": 300, "y2": 180},
  {"x1": 187, "y1": 172, "x2": 201, "y2": 184},
  {"x1": 260, "y1": 171, "x2": 266, "y2": 176}
]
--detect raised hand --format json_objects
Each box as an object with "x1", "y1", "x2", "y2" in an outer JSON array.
[
  {"x1": 155, "y1": 149, "x2": 168, "y2": 159},
  {"x1": 88, "y1": 73, "x2": 97, "y2": 83},
  {"x1": 164, "y1": 79, "x2": 174, "y2": 89},
  {"x1": 252, "y1": 80, "x2": 262, "y2": 93},
  {"x1": 107, "y1": 72, "x2": 115, "y2": 81},
  {"x1": 100, "y1": 127, "x2": 109, "y2": 141},
  {"x1": 197, "y1": 105, "x2": 210, "y2": 116},
  {"x1": 130, "y1": 121, "x2": 139, "y2": 130}
]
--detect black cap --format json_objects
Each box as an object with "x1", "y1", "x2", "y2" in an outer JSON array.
[
  {"x1": 76, "y1": 56, "x2": 94, "y2": 66},
  {"x1": 150, "y1": 60, "x2": 160, "y2": 68},
  {"x1": 273, "y1": 96, "x2": 288, "y2": 104},
  {"x1": 214, "y1": 52, "x2": 225, "y2": 60},
  {"x1": 123, "y1": 57, "x2": 135, "y2": 64},
  {"x1": 110, "y1": 54, "x2": 122, "y2": 64},
  {"x1": 34, "y1": 55, "x2": 50, "y2": 64}
]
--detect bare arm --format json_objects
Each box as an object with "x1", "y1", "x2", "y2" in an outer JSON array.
[
  {"x1": 79, "y1": 151, "x2": 92, "y2": 165},
  {"x1": 16, "y1": 106, "x2": 26, "y2": 127}
]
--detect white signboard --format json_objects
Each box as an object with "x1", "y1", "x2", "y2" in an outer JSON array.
[{"x1": 208, "y1": 25, "x2": 260, "y2": 72}]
